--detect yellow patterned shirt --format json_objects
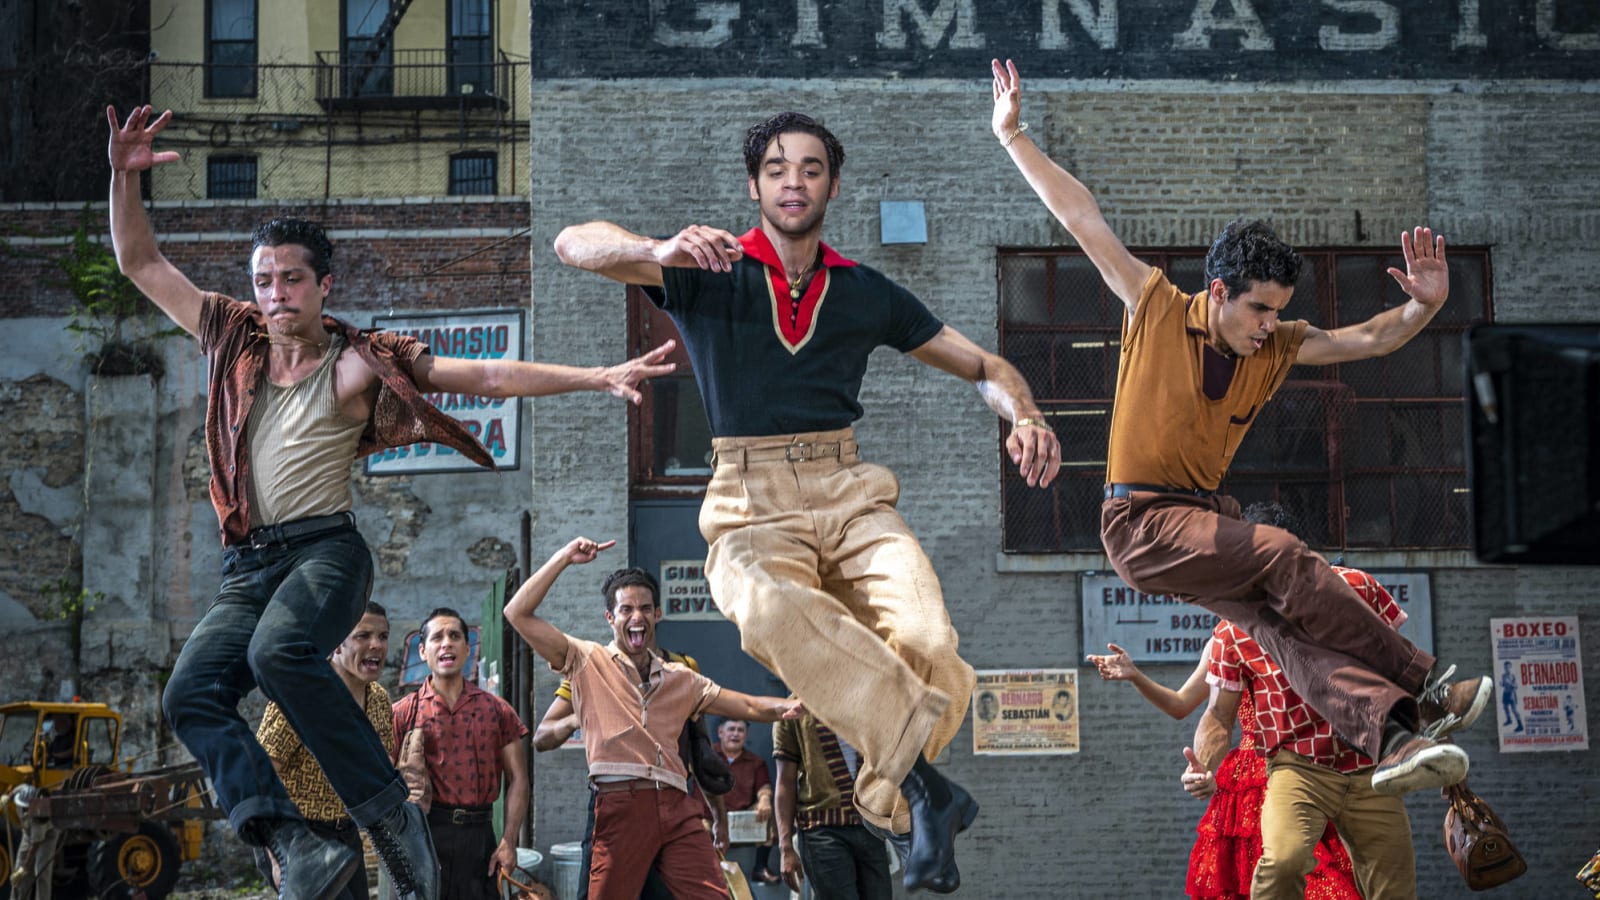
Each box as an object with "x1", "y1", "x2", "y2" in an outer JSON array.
[{"x1": 257, "y1": 681, "x2": 395, "y2": 822}]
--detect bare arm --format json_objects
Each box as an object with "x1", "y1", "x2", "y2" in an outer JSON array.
[
  {"x1": 532, "y1": 696, "x2": 578, "y2": 752},
  {"x1": 774, "y1": 758, "x2": 803, "y2": 890},
  {"x1": 411, "y1": 341, "x2": 676, "y2": 405},
  {"x1": 908, "y1": 325, "x2": 1061, "y2": 488},
  {"x1": 106, "y1": 106, "x2": 205, "y2": 338},
  {"x1": 554, "y1": 221, "x2": 745, "y2": 286},
  {"x1": 1296, "y1": 227, "x2": 1449, "y2": 366},
  {"x1": 703, "y1": 690, "x2": 803, "y2": 724},
  {"x1": 503, "y1": 537, "x2": 617, "y2": 669},
  {"x1": 491, "y1": 738, "x2": 529, "y2": 877},
  {"x1": 990, "y1": 60, "x2": 1152, "y2": 314},
  {"x1": 1182, "y1": 684, "x2": 1241, "y2": 800},
  {"x1": 1087, "y1": 641, "x2": 1211, "y2": 720}
]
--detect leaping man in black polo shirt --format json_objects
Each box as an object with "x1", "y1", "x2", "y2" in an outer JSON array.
[{"x1": 554, "y1": 111, "x2": 1061, "y2": 894}]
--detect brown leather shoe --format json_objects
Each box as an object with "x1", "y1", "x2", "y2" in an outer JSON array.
[
  {"x1": 1418, "y1": 665, "x2": 1493, "y2": 739},
  {"x1": 1372, "y1": 735, "x2": 1468, "y2": 795}
]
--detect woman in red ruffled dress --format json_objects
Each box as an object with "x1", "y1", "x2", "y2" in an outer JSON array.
[{"x1": 1087, "y1": 642, "x2": 1359, "y2": 899}]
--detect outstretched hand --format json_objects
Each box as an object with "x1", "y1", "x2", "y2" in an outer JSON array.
[
  {"x1": 991, "y1": 58, "x2": 1022, "y2": 142},
  {"x1": 1086, "y1": 643, "x2": 1138, "y2": 681},
  {"x1": 106, "y1": 105, "x2": 181, "y2": 173},
  {"x1": 602, "y1": 339, "x2": 677, "y2": 404},
  {"x1": 560, "y1": 537, "x2": 616, "y2": 566},
  {"x1": 1386, "y1": 227, "x2": 1448, "y2": 310},
  {"x1": 654, "y1": 224, "x2": 744, "y2": 273},
  {"x1": 1181, "y1": 747, "x2": 1216, "y2": 799}
]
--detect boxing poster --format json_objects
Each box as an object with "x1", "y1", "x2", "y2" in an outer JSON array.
[
  {"x1": 971, "y1": 669, "x2": 1079, "y2": 756},
  {"x1": 1490, "y1": 616, "x2": 1588, "y2": 753}
]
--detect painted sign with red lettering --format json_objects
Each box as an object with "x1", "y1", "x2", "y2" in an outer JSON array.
[
  {"x1": 364, "y1": 310, "x2": 525, "y2": 474},
  {"x1": 1490, "y1": 616, "x2": 1587, "y2": 753}
]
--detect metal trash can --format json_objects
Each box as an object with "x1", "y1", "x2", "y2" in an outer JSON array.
[{"x1": 548, "y1": 841, "x2": 584, "y2": 900}]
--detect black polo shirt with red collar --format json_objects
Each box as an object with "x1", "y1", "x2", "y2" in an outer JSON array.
[{"x1": 642, "y1": 227, "x2": 943, "y2": 437}]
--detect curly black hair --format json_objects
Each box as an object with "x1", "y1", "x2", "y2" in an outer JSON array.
[
  {"x1": 601, "y1": 567, "x2": 660, "y2": 613},
  {"x1": 743, "y1": 111, "x2": 845, "y2": 181},
  {"x1": 1243, "y1": 501, "x2": 1300, "y2": 534},
  {"x1": 1203, "y1": 219, "x2": 1302, "y2": 299},
  {"x1": 250, "y1": 217, "x2": 335, "y2": 282}
]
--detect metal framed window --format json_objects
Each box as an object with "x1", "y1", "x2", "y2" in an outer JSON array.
[
  {"x1": 206, "y1": 155, "x2": 257, "y2": 199},
  {"x1": 998, "y1": 246, "x2": 1492, "y2": 553},
  {"x1": 448, "y1": 152, "x2": 497, "y2": 196},
  {"x1": 448, "y1": 0, "x2": 494, "y2": 95},
  {"x1": 627, "y1": 287, "x2": 712, "y2": 495},
  {"x1": 206, "y1": 0, "x2": 257, "y2": 97}
]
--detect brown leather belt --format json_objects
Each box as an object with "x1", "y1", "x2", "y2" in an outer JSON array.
[{"x1": 592, "y1": 778, "x2": 664, "y2": 794}]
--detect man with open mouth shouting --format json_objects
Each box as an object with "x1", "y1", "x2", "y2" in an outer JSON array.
[
  {"x1": 255, "y1": 602, "x2": 396, "y2": 900},
  {"x1": 505, "y1": 536, "x2": 804, "y2": 900}
]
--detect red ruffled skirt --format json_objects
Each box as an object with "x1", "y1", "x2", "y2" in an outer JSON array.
[{"x1": 1186, "y1": 696, "x2": 1360, "y2": 899}]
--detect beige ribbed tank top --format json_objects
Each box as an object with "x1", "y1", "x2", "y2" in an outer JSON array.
[{"x1": 245, "y1": 333, "x2": 367, "y2": 526}]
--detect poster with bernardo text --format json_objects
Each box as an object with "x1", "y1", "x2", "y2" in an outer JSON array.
[
  {"x1": 1490, "y1": 616, "x2": 1587, "y2": 753},
  {"x1": 972, "y1": 669, "x2": 1078, "y2": 756}
]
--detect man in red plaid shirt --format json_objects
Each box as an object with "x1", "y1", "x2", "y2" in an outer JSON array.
[{"x1": 1182, "y1": 551, "x2": 1418, "y2": 899}]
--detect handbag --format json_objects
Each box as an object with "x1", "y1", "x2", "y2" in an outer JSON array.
[
  {"x1": 682, "y1": 717, "x2": 735, "y2": 797},
  {"x1": 396, "y1": 693, "x2": 433, "y2": 814},
  {"x1": 497, "y1": 870, "x2": 556, "y2": 900},
  {"x1": 719, "y1": 853, "x2": 755, "y2": 900},
  {"x1": 1442, "y1": 780, "x2": 1527, "y2": 891}
]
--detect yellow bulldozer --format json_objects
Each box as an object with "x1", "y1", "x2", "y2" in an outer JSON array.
[{"x1": 0, "y1": 701, "x2": 221, "y2": 899}]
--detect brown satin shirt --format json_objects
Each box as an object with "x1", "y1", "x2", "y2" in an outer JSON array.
[
  {"x1": 197, "y1": 293, "x2": 493, "y2": 545},
  {"x1": 1105, "y1": 269, "x2": 1308, "y2": 490}
]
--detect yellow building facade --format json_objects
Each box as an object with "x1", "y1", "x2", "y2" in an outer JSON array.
[{"x1": 144, "y1": 0, "x2": 530, "y2": 200}]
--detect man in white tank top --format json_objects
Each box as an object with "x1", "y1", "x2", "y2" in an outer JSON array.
[{"x1": 106, "y1": 105, "x2": 673, "y2": 900}]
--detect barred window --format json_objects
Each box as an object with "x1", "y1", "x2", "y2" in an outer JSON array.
[
  {"x1": 448, "y1": 152, "x2": 497, "y2": 196},
  {"x1": 206, "y1": 156, "x2": 257, "y2": 199},
  {"x1": 998, "y1": 246, "x2": 1491, "y2": 553}
]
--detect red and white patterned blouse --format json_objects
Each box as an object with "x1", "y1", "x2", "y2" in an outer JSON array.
[{"x1": 1206, "y1": 567, "x2": 1406, "y2": 773}]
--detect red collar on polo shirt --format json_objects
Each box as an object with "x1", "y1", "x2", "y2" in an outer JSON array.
[
  {"x1": 739, "y1": 228, "x2": 856, "y2": 352},
  {"x1": 737, "y1": 227, "x2": 857, "y2": 271}
]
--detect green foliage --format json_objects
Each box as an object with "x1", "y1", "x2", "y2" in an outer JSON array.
[
  {"x1": 58, "y1": 211, "x2": 183, "y2": 377},
  {"x1": 40, "y1": 576, "x2": 101, "y2": 623}
]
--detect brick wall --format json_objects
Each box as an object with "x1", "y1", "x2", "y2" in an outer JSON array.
[{"x1": 526, "y1": 78, "x2": 1600, "y2": 898}]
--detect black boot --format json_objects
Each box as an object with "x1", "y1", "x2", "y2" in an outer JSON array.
[
  {"x1": 261, "y1": 818, "x2": 359, "y2": 900},
  {"x1": 366, "y1": 801, "x2": 441, "y2": 900},
  {"x1": 899, "y1": 757, "x2": 978, "y2": 893}
]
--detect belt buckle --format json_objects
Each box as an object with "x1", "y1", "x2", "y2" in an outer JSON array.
[
  {"x1": 249, "y1": 527, "x2": 276, "y2": 550},
  {"x1": 450, "y1": 808, "x2": 467, "y2": 825},
  {"x1": 785, "y1": 442, "x2": 813, "y2": 462}
]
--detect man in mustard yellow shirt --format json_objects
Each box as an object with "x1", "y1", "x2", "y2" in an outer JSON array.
[{"x1": 993, "y1": 58, "x2": 1492, "y2": 797}]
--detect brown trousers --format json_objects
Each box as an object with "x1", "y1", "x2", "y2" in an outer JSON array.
[
  {"x1": 1101, "y1": 492, "x2": 1433, "y2": 758},
  {"x1": 590, "y1": 784, "x2": 728, "y2": 900},
  {"x1": 701, "y1": 428, "x2": 975, "y2": 834}
]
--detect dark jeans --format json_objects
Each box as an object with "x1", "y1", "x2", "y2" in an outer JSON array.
[
  {"x1": 579, "y1": 785, "x2": 675, "y2": 900},
  {"x1": 163, "y1": 526, "x2": 407, "y2": 839},
  {"x1": 253, "y1": 819, "x2": 367, "y2": 900},
  {"x1": 798, "y1": 825, "x2": 892, "y2": 900}
]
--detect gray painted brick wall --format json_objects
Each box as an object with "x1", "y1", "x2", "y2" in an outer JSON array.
[{"x1": 527, "y1": 76, "x2": 1600, "y2": 898}]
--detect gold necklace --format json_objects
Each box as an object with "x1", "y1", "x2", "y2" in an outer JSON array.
[{"x1": 787, "y1": 259, "x2": 816, "y2": 300}]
